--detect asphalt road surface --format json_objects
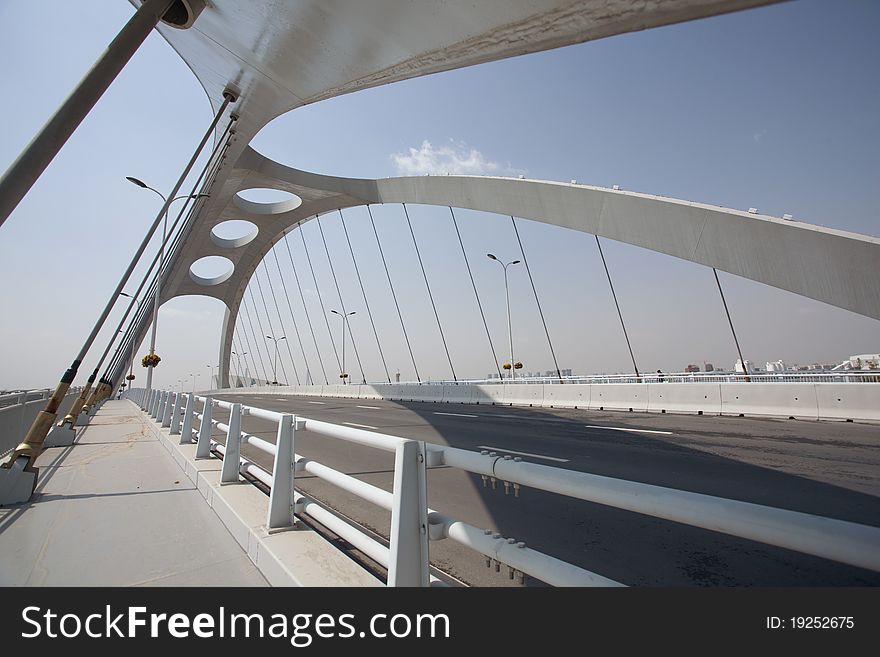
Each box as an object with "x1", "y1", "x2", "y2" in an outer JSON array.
[{"x1": 205, "y1": 392, "x2": 880, "y2": 587}]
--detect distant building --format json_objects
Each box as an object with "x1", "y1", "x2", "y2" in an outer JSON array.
[
  {"x1": 765, "y1": 360, "x2": 786, "y2": 373},
  {"x1": 684, "y1": 364, "x2": 701, "y2": 373},
  {"x1": 703, "y1": 363, "x2": 714, "y2": 372},
  {"x1": 734, "y1": 359, "x2": 753, "y2": 374}
]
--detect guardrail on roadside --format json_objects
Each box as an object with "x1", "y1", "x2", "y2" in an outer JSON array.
[{"x1": 125, "y1": 386, "x2": 880, "y2": 587}]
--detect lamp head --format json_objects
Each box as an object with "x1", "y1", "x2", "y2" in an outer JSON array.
[
  {"x1": 512, "y1": 260, "x2": 521, "y2": 265},
  {"x1": 487, "y1": 253, "x2": 498, "y2": 261},
  {"x1": 126, "y1": 176, "x2": 147, "y2": 188}
]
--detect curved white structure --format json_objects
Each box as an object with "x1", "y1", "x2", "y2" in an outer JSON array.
[{"x1": 117, "y1": 0, "x2": 875, "y2": 389}]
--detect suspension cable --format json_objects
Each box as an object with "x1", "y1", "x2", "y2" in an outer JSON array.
[
  {"x1": 284, "y1": 229, "x2": 328, "y2": 384},
  {"x1": 403, "y1": 203, "x2": 456, "y2": 381},
  {"x1": 241, "y1": 292, "x2": 270, "y2": 384},
  {"x1": 300, "y1": 221, "x2": 342, "y2": 372},
  {"x1": 367, "y1": 205, "x2": 420, "y2": 382},
  {"x1": 510, "y1": 215, "x2": 562, "y2": 381},
  {"x1": 235, "y1": 311, "x2": 260, "y2": 386},
  {"x1": 449, "y1": 207, "x2": 503, "y2": 380},
  {"x1": 595, "y1": 235, "x2": 640, "y2": 379},
  {"x1": 339, "y1": 209, "x2": 390, "y2": 382},
  {"x1": 713, "y1": 268, "x2": 750, "y2": 382},
  {"x1": 317, "y1": 213, "x2": 366, "y2": 384},
  {"x1": 251, "y1": 273, "x2": 289, "y2": 385},
  {"x1": 262, "y1": 254, "x2": 301, "y2": 385},
  {"x1": 272, "y1": 246, "x2": 314, "y2": 385}
]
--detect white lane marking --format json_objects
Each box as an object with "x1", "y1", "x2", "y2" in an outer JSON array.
[
  {"x1": 433, "y1": 411, "x2": 479, "y2": 418},
  {"x1": 477, "y1": 445, "x2": 569, "y2": 463},
  {"x1": 356, "y1": 405, "x2": 382, "y2": 410},
  {"x1": 584, "y1": 425, "x2": 673, "y2": 435},
  {"x1": 344, "y1": 422, "x2": 378, "y2": 430},
  {"x1": 307, "y1": 401, "x2": 326, "y2": 404}
]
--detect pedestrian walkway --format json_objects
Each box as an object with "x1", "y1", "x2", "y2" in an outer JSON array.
[{"x1": 0, "y1": 401, "x2": 268, "y2": 586}]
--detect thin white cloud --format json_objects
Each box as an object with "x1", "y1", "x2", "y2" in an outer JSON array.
[
  {"x1": 753, "y1": 129, "x2": 767, "y2": 143},
  {"x1": 391, "y1": 139, "x2": 523, "y2": 176}
]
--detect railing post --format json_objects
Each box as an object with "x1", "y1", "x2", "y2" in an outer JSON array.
[
  {"x1": 220, "y1": 403, "x2": 242, "y2": 483},
  {"x1": 169, "y1": 391, "x2": 184, "y2": 434},
  {"x1": 387, "y1": 439, "x2": 429, "y2": 586},
  {"x1": 158, "y1": 390, "x2": 169, "y2": 422},
  {"x1": 161, "y1": 391, "x2": 175, "y2": 428},
  {"x1": 179, "y1": 393, "x2": 195, "y2": 444},
  {"x1": 195, "y1": 397, "x2": 213, "y2": 458},
  {"x1": 149, "y1": 390, "x2": 157, "y2": 417},
  {"x1": 267, "y1": 414, "x2": 302, "y2": 529}
]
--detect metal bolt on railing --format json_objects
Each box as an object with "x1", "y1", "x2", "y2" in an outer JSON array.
[
  {"x1": 503, "y1": 480, "x2": 511, "y2": 495},
  {"x1": 514, "y1": 483, "x2": 521, "y2": 498},
  {"x1": 481, "y1": 474, "x2": 489, "y2": 488},
  {"x1": 490, "y1": 476, "x2": 497, "y2": 490}
]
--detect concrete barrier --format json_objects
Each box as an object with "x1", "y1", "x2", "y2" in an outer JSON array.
[
  {"x1": 472, "y1": 385, "x2": 507, "y2": 405},
  {"x1": 589, "y1": 384, "x2": 649, "y2": 412},
  {"x1": 542, "y1": 384, "x2": 590, "y2": 409},
  {"x1": 720, "y1": 383, "x2": 819, "y2": 420},
  {"x1": 411, "y1": 385, "x2": 445, "y2": 403},
  {"x1": 503, "y1": 384, "x2": 545, "y2": 406},
  {"x1": 648, "y1": 383, "x2": 722, "y2": 415},
  {"x1": 356, "y1": 385, "x2": 382, "y2": 400},
  {"x1": 0, "y1": 391, "x2": 79, "y2": 456},
  {"x1": 441, "y1": 385, "x2": 475, "y2": 404},
  {"x1": 814, "y1": 384, "x2": 880, "y2": 422}
]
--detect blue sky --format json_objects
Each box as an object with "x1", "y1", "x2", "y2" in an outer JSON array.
[{"x1": 1, "y1": 0, "x2": 878, "y2": 390}]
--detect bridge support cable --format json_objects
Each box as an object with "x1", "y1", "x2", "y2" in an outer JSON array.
[
  {"x1": 367, "y1": 205, "x2": 420, "y2": 383},
  {"x1": 283, "y1": 230, "x2": 329, "y2": 384},
  {"x1": 402, "y1": 203, "x2": 457, "y2": 382},
  {"x1": 260, "y1": 261, "x2": 300, "y2": 384},
  {"x1": 300, "y1": 222, "x2": 343, "y2": 373},
  {"x1": 317, "y1": 213, "x2": 367, "y2": 384},
  {"x1": 228, "y1": 333, "x2": 242, "y2": 386},
  {"x1": 510, "y1": 216, "x2": 562, "y2": 382},
  {"x1": 595, "y1": 235, "x2": 640, "y2": 380},
  {"x1": 254, "y1": 264, "x2": 295, "y2": 385},
  {"x1": 339, "y1": 209, "x2": 391, "y2": 383},
  {"x1": 272, "y1": 247, "x2": 315, "y2": 385},
  {"x1": 241, "y1": 293, "x2": 271, "y2": 384},
  {"x1": 232, "y1": 333, "x2": 255, "y2": 387},
  {"x1": 449, "y1": 207, "x2": 503, "y2": 381},
  {"x1": 0, "y1": 0, "x2": 182, "y2": 228},
  {"x1": 0, "y1": 87, "x2": 236, "y2": 489},
  {"x1": 106, "y1": 126, "x2": 227, "y2": 389},
  {"x1": 234, "y1": 328, "x2": 260, "y2": 387},
  {"x1": 713, "y1": 268, "x2": 750, "y2": 382}
]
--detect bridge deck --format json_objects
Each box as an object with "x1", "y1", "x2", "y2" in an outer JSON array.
[{"x1": 0, "y1": 401, "x2": 268, "y2": 586}]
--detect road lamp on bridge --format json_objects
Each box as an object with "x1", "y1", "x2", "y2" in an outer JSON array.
[
  {"x1": 265, "y1": 335, "x2": 286, "y2": 385},
  {"x1": 126, "y1": 176, "x2": 209, "y2": 411},
  {"x1": 232, "y1": 350, "x2": 247, "y2": 387},
  {"x1": 190, "y1": 372, "x2": 199, "y2": 393},
  {"x1": 487, "y1": 253, "x2": 521, "y2": 381},
  {"x1": 206, "y1": 363, "x2": 218, "y2": 389},
  {"x1": 330, "y1": 310, "x2": 356, "y2": 384}
]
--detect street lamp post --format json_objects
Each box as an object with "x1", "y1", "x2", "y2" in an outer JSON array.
[
  {"x1": 190, "y1": 373, "x2": 199, "y2": 393},
  {"x1": 487, "y1": 254, "x2": 521, "y2": 381},
  {"x1": 206, "y1": 363, "x2": 218, "y2": 389},
  {"x1": 126, "y1": 176, "x2": 208, "y2": 412},
  {"x1": 330, "y1": 310, "x2": 356, "y2": 384},
  {"x1": 265, "y1": 336, "x2": 286, "y2": 385},
  {"x1": 232, "y1": 350, "x2": 247, "y2": 387}
]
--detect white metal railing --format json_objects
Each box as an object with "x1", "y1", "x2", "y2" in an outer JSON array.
[{"x1": 124, "y1": 387, "x2": 880, "y2": 587}]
